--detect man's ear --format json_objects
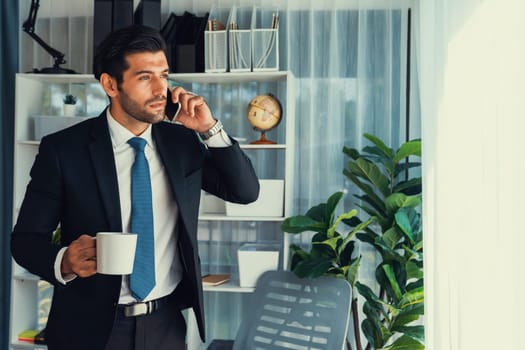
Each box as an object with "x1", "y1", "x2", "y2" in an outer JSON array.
[{"x1": 100, "y1": 73, "x2": 118, "y2": 97}]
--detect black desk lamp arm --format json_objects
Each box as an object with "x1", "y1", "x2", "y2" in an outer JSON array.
[{"x1": 22, "y1": 0, "x2": 67, "y2": 68}]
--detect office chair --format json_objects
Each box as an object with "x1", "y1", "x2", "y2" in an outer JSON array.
[{"x1": 208, "y1": 269, "x2": 352, "y2": 350}]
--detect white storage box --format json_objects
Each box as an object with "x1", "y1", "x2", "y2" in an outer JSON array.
[
  {"x1": 238, "y1": 243, "x2": 279, "y2": 288},
  {"x1": 33, "y1": 115, "x2": 94, "y2": 141},
  {"x1": 226, "y1": 179, "x2": 284, "y2": 217},
  {"x1": 199, "y1": 191, "x2": 226, "y2": 214}
]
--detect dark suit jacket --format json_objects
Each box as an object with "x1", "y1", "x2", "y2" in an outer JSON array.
[{"x1": 11, "y1": 111, "x2": 259, "y2": 350}]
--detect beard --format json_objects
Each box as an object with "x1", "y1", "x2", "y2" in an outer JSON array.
[{"x1": 117, "y1": 87, "x2": 166, "y2": 124}]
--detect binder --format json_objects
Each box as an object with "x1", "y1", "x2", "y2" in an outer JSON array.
[
  {"x1": 161, "y1": 11, "x2": 209, "y2": 73},
  {"x1": 93, "y1": 0, "x2": 113, "y2": 53},
  {"x1": 113, "y1": 0, "x2": 134, "y2": 30},
  {"x1": 134, "y1": 0, "x2": 161, "y2": 29}
]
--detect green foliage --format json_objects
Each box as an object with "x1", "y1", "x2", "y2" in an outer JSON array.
[
  {"x1": 343, "y1": 133, "x2": 424, "y2": 350},
  {"x1": 63, "y1": 94, "x2": 77, "y2": 105},
  {"x1": 281, "y1": 191, "x2": 374, "y2": 287},
  {"x1": 281, "y1": 133, "x2": 424, "y2": 350}
]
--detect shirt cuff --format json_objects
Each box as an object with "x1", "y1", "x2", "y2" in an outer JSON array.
[
  {"x1": 55, "y1": 247, "x2": 78, "y2": 285},
  {"x1": 204, "y1": 129, "x2": 232, "y2": 148}
]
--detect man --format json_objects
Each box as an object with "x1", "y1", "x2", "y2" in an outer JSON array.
[{"x1": 11, "y1": 24, "x2": 259, "y2": 350}]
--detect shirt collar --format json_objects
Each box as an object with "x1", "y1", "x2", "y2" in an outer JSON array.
[{"x1": 106, "y1": 109, "x2": 154, "y2": 149}]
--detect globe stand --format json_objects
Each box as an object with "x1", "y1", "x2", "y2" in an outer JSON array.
[{"x1": 250, "y1": 131, "x2": 276, "y2": 145}]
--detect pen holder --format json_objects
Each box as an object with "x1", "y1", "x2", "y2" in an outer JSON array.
[
  {"x1": 252, "y1": 28, "x2": 279, "y2": 71},
  {"x1": 205, "y1": 6, "x2": 230, "y2": 72},
  {"x1": 228, "y1": 6, "x2": 254, "y2": 72},
  {"x1": 251, "y1": 7, "x2": 279, "y2": 71}
]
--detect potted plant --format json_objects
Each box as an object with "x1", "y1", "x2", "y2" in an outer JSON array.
[
  {"x1": 281, "y1": 133, "x2": 424, "y2": 350},
  {"x1": 63, "y1": 94, "x2": 77, "y2": 116},
  {"x1": 342, "y1": 133, "x2": 423, "y2": 349}
]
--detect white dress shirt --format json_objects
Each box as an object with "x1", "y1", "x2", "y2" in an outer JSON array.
[{"x1": 54, "y1": 110, "x2": 231, "y2": 304}]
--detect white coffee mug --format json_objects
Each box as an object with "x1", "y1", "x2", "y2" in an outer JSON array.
[{"x1": 96, "y1": 232, "x2": 137, "y2": 275}]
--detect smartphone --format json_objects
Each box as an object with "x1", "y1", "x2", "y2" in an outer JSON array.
[{"x1": 165, "y1": 88, "x2": 181, "y2": 122}]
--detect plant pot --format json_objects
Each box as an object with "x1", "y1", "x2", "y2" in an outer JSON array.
[{"x1": 63, "y1": 104, "x2": 76, "y2": 116}]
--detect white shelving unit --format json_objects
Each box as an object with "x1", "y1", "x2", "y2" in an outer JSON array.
[{"x1": 9, "y1": 71, "x2": 295, "y2": 350}]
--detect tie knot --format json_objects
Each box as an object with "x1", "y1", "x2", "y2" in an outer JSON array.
[{"x1": 128, "y1": 137, "x2": 147, "y2": 153}]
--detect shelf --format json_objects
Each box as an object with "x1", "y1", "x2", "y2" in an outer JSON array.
[
  {"x1": 13, "y1": 272, "x2": 40, "y2": 282},
  {"x1": 17, "y1": 71, "x2": 289, "y2": 84},
  {"x1": 240, "y1": 144, "x2": 285, "y2": 149},
  {"x1": 17, "y1": 73, "x2": 96, "y2": 84},
  {"x1": 198, "y1": 214, "x2": 284, "y2": 221},
  {"x1": 11, "y1": 342, "x2": 47, "y2": 350},
  {"x1": 17, "y1": 140, "x2": 286, "y2": 149},
  {"x1": 169, "y1": 71, "x2": 289, "y2": 84},
  {"x1": 203, "y1": 280, "x2": 255, "y2": 293}
]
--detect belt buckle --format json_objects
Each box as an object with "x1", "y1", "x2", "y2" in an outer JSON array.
[{"x1": 124, "y1": 302, "x2": 149, "y2": 317}]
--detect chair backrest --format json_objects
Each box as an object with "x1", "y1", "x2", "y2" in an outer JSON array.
[{"x1": 232, "y1": 270, "x2": 352, "y2": 350}]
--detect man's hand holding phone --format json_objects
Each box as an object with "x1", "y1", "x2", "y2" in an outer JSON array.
[{"x1": 167, "y1": 87, "x2": 217, "y2": 133}]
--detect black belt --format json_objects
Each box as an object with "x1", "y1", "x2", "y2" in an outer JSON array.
[{"x1": 118, "y1": 294, "x2": 172, "y2": 317}]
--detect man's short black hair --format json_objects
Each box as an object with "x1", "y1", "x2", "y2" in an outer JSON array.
[{"x1": 93, "y1": 24, "x2": 168, "y2": 83}]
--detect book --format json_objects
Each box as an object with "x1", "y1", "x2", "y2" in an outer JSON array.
[
  {"x1": 18, "y1": 329, "x2": 39, "y2": 343},
  {"x1": 202, "y1": 274, "x2": 230, "y2": 286}
]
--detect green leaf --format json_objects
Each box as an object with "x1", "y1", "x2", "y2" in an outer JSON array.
[
  {"x1": 406, "y1": 261, "x2": 423, "y2": 280},
  {"x1": 350, "y1": 158, "x2": 391, "y2": 197},
  {"x1": 305, "y1": 202, "x2": 329, "y2": 222},
  {"x1": 312, "y1": 236, "x2": 340, "y2": 253},
  {"x1": 362, "y1": 302, "x2": 392, "y2": 349},
  {"x1": 325, "y1": 191, "x2": 344, "y2": 227},
  {"x1": 382, "y1": 264, "x2": 403, "y2": 301},
  {"x1": 344, "y1": 170, "x2": 386, "y2": 214},
  {"x1": 398, "y1": 287, "x2": 424, "y2": 309},
  {"x1": 281, "y1": 215, "x2": 325, "y2": 234},
  {"x1": 383, "y1": 227, "x2": 403, "y2": 250},
  {"x1": 364, "y1": 133, "x2": 394, "y2": 159},
  {"x1": 339, "y1": 240, "x2": 356, "y2": 266},
  {"x1": 394, "y1": 161, "x2": 422, "y2": 178},
  {"x1": 292, "y1": 258, "x2": 334, "y2": 278},
  {"x1": 393, "y1": 139, "x2": 422, "y2": 164},
  {"x1": 394, "y1": 325, "x2": 425, "y2": 343},
  {"x1": 356, "y1": 282, "x2": 387, "y2": 316},
  {"x1": 395, "y1": 209, "x2": 417, "y2": 245},
  {"x1": 382, "y1": 334, "x2": 424, "y2": 350},
  {"x1": 392, "y1": 303, "x2": 425, "y2": 329},
  {"x1": 361, "y1": 319, "x2": 378, "y2": 349},
  {"x1": 342, "y1": 146, "x2": 360, "y2": 160},
  {"x1": 346, "y1": 256, "x2": 361, "y2": 287},
  {"x1": 393, "y1": 177, "x2": 422, "y2": 195},
  {"x1": 385, "y1": 193, "x2": 421, "y2": 214},
  {"x1": 341, "y1": 216, "x2": 375, "y2": 250},
  {"x1": 327, "y1": 208, "x2": 357, "y2": 238}
]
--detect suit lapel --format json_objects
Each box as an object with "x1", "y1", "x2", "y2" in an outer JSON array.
[{"x1": 88, "y1": 112, "x2": 122, "y2": 232}]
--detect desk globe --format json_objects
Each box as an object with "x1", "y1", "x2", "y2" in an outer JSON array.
[{"x1": 246, "y1": 93, "x2": 282, "y2": 144}]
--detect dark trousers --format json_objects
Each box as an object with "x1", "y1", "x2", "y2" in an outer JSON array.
[{"x1": 105, "y1": 300, "x2": 187, "y2": 350}]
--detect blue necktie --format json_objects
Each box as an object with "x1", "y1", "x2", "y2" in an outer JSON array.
[{"x1": 128, "y1": 137, "x2": 156, "y2": 300}]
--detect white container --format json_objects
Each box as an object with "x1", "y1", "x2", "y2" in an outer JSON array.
[
  {"x1": 251, "y1": 7, "x2": 279, "y2": 71},
  {"x1": 33, "y1": 115, "x2": 94, "y2": 141},
  {"x1": 238, "y1": 243, "x2": 279, "y2": 287},
  {"x1": 228, "y1": 6, "x2": 254, "y2": 72},
  {"x1": 200, "y1": 191, "x2": 226, "y2": 214},
  {"x1": 226, "y1": 179, "x2": 284, "y2": 217},
  {"x1": 205, "y1": 6, "x2": 230, "y2": 72}
]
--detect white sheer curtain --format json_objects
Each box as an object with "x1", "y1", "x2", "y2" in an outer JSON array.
[
  {"x1": 419, "y1": 0, "x2": 525, "y2": 349},
  {"x1": 18, "y1": 1, "x2": 419, "y2": 348}
]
